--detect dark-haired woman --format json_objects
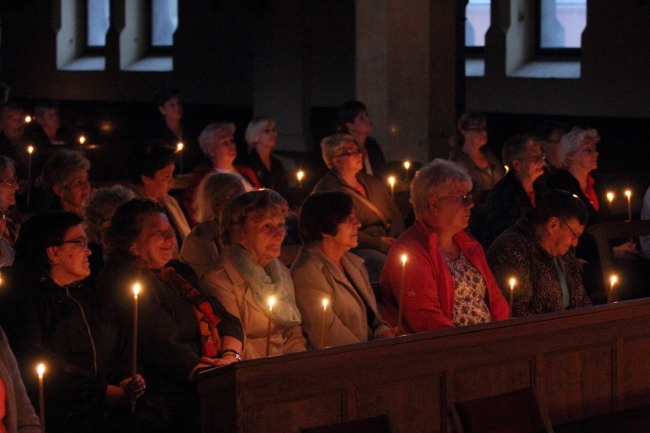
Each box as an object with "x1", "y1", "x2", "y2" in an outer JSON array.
[
  {"x1": 1, "y1": 211, "x2": 147, "y2": 433},
  {"x1": 291, "y1": 192, "x2": 393, "y2": 348},
  {"x1": 97, "y1": 199, "x2": 243, "y2": 433}
]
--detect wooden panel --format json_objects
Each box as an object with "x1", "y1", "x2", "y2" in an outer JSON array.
[
  {"x1": 246, "y1": 391, "x2": 345, "y2": 433},
  {"x1": 623, "y1": 337, "x2": 650, "y2": 408},
  {"x1": 355, "y1": 375, "x2": 443, "y2": 433},
  {"x1": 544, "y1": 345, "x2": 613, "y2": 424},
  {"x1": 453, "y1": 358, "x2": 534, "y2": 402}
]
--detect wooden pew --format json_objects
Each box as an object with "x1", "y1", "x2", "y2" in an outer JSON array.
[{"x1": 196, "y1": 299, "x2": 650, "y2": 433}]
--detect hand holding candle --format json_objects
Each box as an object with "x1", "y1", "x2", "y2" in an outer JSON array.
[
  {"x1": 396, "y1": 254, "x2": 407, "y2": 334},
  {"x1": 388, "y1": 176, "x2": 396, "y2": 197},
  {"x1": 508, "y1": 277, "x2": 516, "y2": 312},
  {"x1": 266, "y1": 296, "x2": 275, "y2": 356},
  {"x1": 37, "y1": 363, "x2": 46, "y2": 432},
  {"x1": 321, "y1": 298, "x2": 329, "y2": 348}
]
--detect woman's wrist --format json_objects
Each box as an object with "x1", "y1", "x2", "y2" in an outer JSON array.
[{"x1": 218, "y1": 348, "x2": 242, "y2": 361}]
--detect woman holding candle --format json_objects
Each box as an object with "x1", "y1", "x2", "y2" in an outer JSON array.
[
  {"x1": 486, "y1": 190, "x2": 593, "y2": 317},
  {"x1": 201, "y1": 189, "x2": 307, "y2": 359},
  {"x1": 0, "y1": 211, "x2": 149, "y2": 433},
  {"x1": 98, "y1": 199, "x2": 244, "y2": 433},
  {"x1": 546, "y1": 127, "x2": 638, "y2": 301},
  {"x1": 179, "y1": 172, "x2": 245, "y2": 278},
  {"x1": 313, "y1": 134, "x2": 405, "y2": 284},
  {"x1": 291, "y1": 192, "x2": 393, "y2": 349},
  {"x1": 380, "y1": 159, "x2": 509, "y2": 332}
]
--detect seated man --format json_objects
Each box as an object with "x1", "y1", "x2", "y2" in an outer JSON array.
[{"x1": 486, "y1": 189, "x2": 592, "y2": 317}]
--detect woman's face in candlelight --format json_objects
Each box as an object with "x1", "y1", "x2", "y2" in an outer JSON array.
[
  {"x1": 55, "y1": 169, "x2": 91, "y2": 212},
  {"x1": 159, "y1": 96, "x2": 183, "y2": 122},
  {"x1": 0, "y1": 166, "x2": 19, "y2": 206},
  {"x1": 257, "y1": 122, "x2": 278, "y2": 151},
  {"x1": 131, "y1": 212, "x2": 176, "y2": 268},
  {"x1": 571, "y1": 139, "x2": 598, "y2": 172},
  {"x1": 327, "y1": 211, "x2": 361, "y2": 252},
  {"x1": 544, "y1": 217, "x2": 584, "y2": 256},
  {"x1": 332, "y1": 141, "x2": 363, "y2": 176},
  {"x1": 49, "y1": 224, "x2": 91, "y2": 284},
  {"x1": 514, "y1": 140, "x2": 545, "y2": 182},
  {"x1": 346, "y1": 110, "x2": 373, "y2": 137},
  {"x1": 142, "y1": 163, "x2": 175, "y2": 200},
  {"x1": 425, "y1": 181, "x2": 474, "y2": 234},
  {"x1": 235, "y1": 210, "x2": 287, "y2": 267},
  {"x1": 461, "y1": 122, "x2": 488, "y2": 148}
]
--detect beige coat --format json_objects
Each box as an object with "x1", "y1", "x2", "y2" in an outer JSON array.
[
  {"x1": 290, "y1": 245, "x2": 392, "y2": 348},
  {"x1": 201, "y1": 249, "x2": 307, "y2": 359}
]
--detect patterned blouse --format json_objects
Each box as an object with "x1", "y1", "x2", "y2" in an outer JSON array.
[{"x1": 445, "y1": 253, "x2": 492, "y2": 327}]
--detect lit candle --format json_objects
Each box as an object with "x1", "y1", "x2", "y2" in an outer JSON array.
[
  {"x1": 508, "y1": 277, "x2": 516, "y2": 311},
  {"x1": 403, "y1": 160, "x2": 411, "y2": 181},
  {"x1": 0, "y1": 270, "x2": 3, "y2": 285},
  {"x1": 37, "y1": 363, "x2": 45, "y2": 432},
  {"x1": 504, "y1": 165, "x2": 510, "y2": 174},
  {"x1": 321, "y1": 298, "x2": 329, "y2": 348},
  {"x1": 27, "y1": 145, "x2": 34, "y2": 208},
  {"x1": 296, "y1": 170, "x2": 304, "y2": 189},
  {"x1": 388, "y1": 176, "x2": 396, "y2": 197},
  {"x1": 176, "y1": 142, "x2": 184, "y2": 174},
  {"x1": 606, "y1": 191, "x2": 614, "y2": 205},
  {"x1": 396, "y1": 254, "x2": 407, "y2": 334},
  {"x1": 25, "y1": 115, "x2": 32, "y2": 123},
  {"x1": 78, "y1": 135, "x2": 86, "y2": 145},
  {"x1": 266, "y1": 296, "x2": 275, "y2": 357},
  {"x1": 624, "y1": 189, "x2": 632, "y2": 221},
  {"x1": 609, "y1": 274, "x2": 618, "y2": 303},
  {"x1": 131, "y1": 283, "x2": 140, "y2": 414}
]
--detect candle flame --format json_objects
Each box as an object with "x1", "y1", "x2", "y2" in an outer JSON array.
[
  {"x1": 504, "y1": 165, "x2": 510, "y2": 173},
  {"x1": 0, "y1": 271, "x2": 3, "y2": 285},
  {"x1": 606, "y1": 192, "x2": 614, "y2": 203},
  {"x1": 37, "y1": 363, "x2": 45, "y2": 376},
  {"x1": 25, "y1": 115, "x2": 32, "y2": 123},
  {"x1": 509, "y1": 277, "x2": 516, "y2": 289},
  {"x1": 176, "y1": 142, "x2": 184, "y2": 151},
  {"x1": 27, "y1": 145, "x2": 34, "y2": 155},
  {"x1": 400, "y1": 254, "x2": 407, "y2": 265},
  {"x1": 403, "y1": 161, "x2": 411, "y2": 170},
  {"x1": 624, "y1": 189, "x2": 632, "y2": 199},
  {"x1": 610, "y1": 275, "x2": 618, "y2": 286},
  {"x1": 79, "y1": 135, "x2": 86, "y2": 145},
  {"x1": 268, "y1": 296, "x2": 275, "y2": 309},
  {"x1": 133, "y1": 283, "x2": 140, "y2": 297},
  {"x1": 297, "y1": 170, "x2": 304, "y2": 181},
  {"x1": 322, "y1": 298, "x2": 328, "y2": 309},
  {"x1": 388, "y1": 176, "x2": 396, "y2": 187}
]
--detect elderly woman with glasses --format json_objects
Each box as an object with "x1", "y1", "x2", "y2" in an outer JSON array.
[
  {"x1": 480, "y1": 134, "x2": 548, "y2": 248},
  {"x1": 380, "y1": 159, "x2": 509, "y2": 333},
  {"x1": 546, "y1": 127, "x2": 638, "y2": 301},
  {"x1": 313, "y1": 133, "x2": 404, "y2": 284},
  {"x1": 0, "y1": 211, "x2": 149, "y2": 433},
  {"x1": 201, "y1": 189, "x2": 307, "y2": 359},
  {"x1": 97, "y1": 199, "x2": 244, "y2": 433}
]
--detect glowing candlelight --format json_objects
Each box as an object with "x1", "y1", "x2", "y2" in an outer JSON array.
[
  {"x1": 27, "y1": 145, "x2": 34, "y2": 208},
  {"x1": 508, "y1": 277, "x2": 516, "y2": 311},
  {"x1": 266, "y1": 296, "x2": 275, "y2": 356},
  {"x1": 78, "y1": 135, "x2": 86, "y2": 145},
  {"x1": 609, "y1": 274, "x2": 618, "y2": 302},
  {"x1": 388, "y1": 176, "x2": 396, "y2": 197},
  {"x1": 403, "y1": 161, "x2": 411, "y2": 171},
  {"x1": 504, "y1": 165, "x2": 510, "y2": 174},
  {"x1": 176, "y1": 142, "x2": 184, "y2": 174},
  {"x1": 624, "y1": 189, "x2": 632, "y2": 221},
  {"x1": 297, "y1": 170, "x2": 304, "y2": 189},
  {"x1": 131, "y1": 283, "x2": 140, "y2": 414},
  {"x1": 321, "y1": 298, "x2": 329, "y2": 348},
  {"x1": 606, "y1": 191, "x2": 614, "y2": 204},
  {"x1": 37, "y1": 363, "x2": 46, "y2": 432},
  {"x1": 25, "y1": 115, "x2": 32, "y2": 123},
  {"x1": 396, "y1": 254, "x2": 407, "y2": 334}
]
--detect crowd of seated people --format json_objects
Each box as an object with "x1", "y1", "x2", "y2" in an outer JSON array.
[{"x1": 2, "y1": 97, "x2": 650, "y2": 433}]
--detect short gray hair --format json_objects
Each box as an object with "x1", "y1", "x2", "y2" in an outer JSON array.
[
  {"x1": 194, "y1": 172, "x2": 245, "y2": 223},
  {"x1": 85, "y1": 185, "x2": 134, "y2": 244},
  {"x1": 320, "y1": 133, "x2": 356, "y2": 169},
  {"x1": 558, "y1": 127, "x2": 600, "y2": 168},
  {"x1": 41, "y1": 149, "x2": 90, "y2": 189},
  {"x1": 220, "y1": 189, "x2": 288, "y2": 246},
  {"x1": 410, "y1": 159, "x2": 472, "y2": 219},
  {"x1": 245, "y1": 117, "x2": 276, "y2": 147},
  {"x1": 198, "y1": 122, "x2": 236, "y2": 156}
]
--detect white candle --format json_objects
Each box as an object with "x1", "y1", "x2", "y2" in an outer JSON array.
[
  {"x1": 624, "y1": 189, "x2": 632, "y2": 221},
  {"x1": 176, "y1": 142, "x2": 184, "y2": 174},
  {"x1": 609, "y1": 274, "x2": 618, "y2": 302},
  {"x1": 396, "y1": 254, "x2": 407, "y2": 334},
  {"x1": 37, "y1": 363, "x2": 46, "y2": 432},
  {"x1": 388, "y1": 176, "x2": 396, "y2": 197},
  {"x1": 78, "y1": 135, "x2": 86, "y2": 145},
  {"x1": 131, "y1": 283, "x2": 140, "y2": 414},
  {"x1": 266, "y1": 296, "x2": 275, "y2": 356},
  {"x1": 508, "y1": 277, "x2": 516, "y2": 312},
  {"x1": 321, "y1": 298, "x2": 328, "y2": 348},
  {"x1": 606, "y1": 191, "x2": 614, "y2": 205},
  {"x1": 297, "y1": 170, "x2": 304, "y2": 189}
]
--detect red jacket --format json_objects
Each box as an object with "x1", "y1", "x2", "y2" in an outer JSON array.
[{"x1": 380, "y1": 220, "x2": 510, "y2": 332}]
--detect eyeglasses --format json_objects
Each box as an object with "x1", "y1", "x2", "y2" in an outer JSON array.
[
  {"x1": 437, "y1": 193, "x2": 474, "y2": 205},
  {"x1": 561, "y1": 220, "x2": 582, "y2": 241},
  {"x1": 0, "y1": 177, "x2": 18, "y2": 187},
  {"x1": 523, "y1": 154, "x2": 546, "y2": 163},
  {"x1": 464, "y1": 127, "x2": 487, "y2": 132},
  {"x1": 148, "y1": 229, "x2": 176, "y2": 240},
  {"x1": 335, "y1": 147, "x2": 362, "y2": 158},
  {"x1": 54, "y1": 237, "x2": 89, "y2": 249}
]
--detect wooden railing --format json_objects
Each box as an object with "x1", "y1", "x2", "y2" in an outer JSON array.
[{"x1": 196, "y1": 298, "x2": 650, "y2": 433}]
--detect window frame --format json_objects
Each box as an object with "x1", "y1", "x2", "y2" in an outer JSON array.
[
  {"x1": 534, "y1": 0, "x2": 582, "y2": 58},
  {"x1": 84, "y1": 0, "x2": 109, "y2": 55}
]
